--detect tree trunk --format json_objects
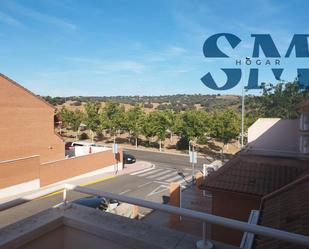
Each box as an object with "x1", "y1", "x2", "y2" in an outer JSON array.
[
  {"x1": 135, "y1": 137, "x2": 138, "y2": 148},
  {"x1": 170, "y1": 132, "x2": 173, "y2": 143},
  {"x1": 159, "y1": 139, "x2": 162, "y2": 152},
  {"x1": 221, "y1": 144, "x2": 225, "y2": 162},
  {"x1": 91, "y1": 130, "x2": 94, "y2": 143}
]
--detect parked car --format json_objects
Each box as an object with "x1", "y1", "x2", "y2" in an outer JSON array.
[
  {"x1": 65, "y1": 142, "x2": 74, "y2": 151},
  {"x1": 123, "y1": 151, "x2": 136, "y2": 164},
  {"x1": 71, "y1": 141, "x2": 96, "y2": 147},
  {"x1": 72, "y1": 196, "x2": 119, "y2": 211}
]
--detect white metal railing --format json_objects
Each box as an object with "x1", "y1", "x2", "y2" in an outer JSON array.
[
  {"x1": 240, "y1": 210, "x2": 260, "y2": 249},
  {"x1": 63, "y1": 184, "x2": 309, "y2": 247},
  {"x1": 1, "y1": 183, "x2": 308, "y2": 247}
]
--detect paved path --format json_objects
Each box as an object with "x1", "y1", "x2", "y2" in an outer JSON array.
[{"x1": 0, "y1": 150, "x2": 207, "y2": 228}]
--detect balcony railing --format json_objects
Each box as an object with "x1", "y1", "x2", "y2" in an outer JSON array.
[
  {"x1": 63, "y1": 184, "x2": 309, "y2": 247},
  {"x1": 1, "y1": 183, "x2": 308, "y2": 248}
]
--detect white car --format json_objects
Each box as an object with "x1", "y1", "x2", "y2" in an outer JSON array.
[{"x1": 71, "y1": 141, "x2": 96, "y2": 147}]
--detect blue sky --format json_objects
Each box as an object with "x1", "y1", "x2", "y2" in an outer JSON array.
[{"x1": 0, "y1": 0, "x2": 308, "y2": 96}]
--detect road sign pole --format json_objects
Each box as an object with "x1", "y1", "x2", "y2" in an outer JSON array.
[{"x1": 112, "y1": 143, "x2": 118, "y2": 174}]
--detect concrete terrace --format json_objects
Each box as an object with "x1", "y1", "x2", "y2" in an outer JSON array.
[{"x1": 0, "y1": 203, "x2": 238, "y2": 249}]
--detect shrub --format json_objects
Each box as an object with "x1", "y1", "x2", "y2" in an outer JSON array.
[
  {"x1": 176, "y1": 136, "x2": 189, "y2": 150},
  {"x1": 79, "y1": 132, "x2": 89, "y2": 140}
]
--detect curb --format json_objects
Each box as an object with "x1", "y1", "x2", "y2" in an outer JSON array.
[{"x1": 0, "y1": 161, "x2": 154, "y2": 210}]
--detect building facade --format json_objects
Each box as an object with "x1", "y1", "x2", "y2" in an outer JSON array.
[{"x1": 0, "y1": 74, "x2": 64, "y2": 163}]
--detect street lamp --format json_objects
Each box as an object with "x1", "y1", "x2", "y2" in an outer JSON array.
[{"x1": 241, "y1": 57, "x2": 250, "y2": 148}]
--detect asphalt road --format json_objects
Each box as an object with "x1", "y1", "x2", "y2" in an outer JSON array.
[
  {"x1": 0, "y1": 150, "x2": 207, "y2": 228},
  {"x1": 125, "y1": 149, "x2": 209, "y2": 171}
]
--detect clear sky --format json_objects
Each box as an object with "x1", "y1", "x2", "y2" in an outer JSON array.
[{"x1": 0, "y1": 0, "x2": 308, "y2": 96}]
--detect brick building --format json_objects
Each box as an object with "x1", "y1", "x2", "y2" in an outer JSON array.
[
  {"x1": 200, "y1": 99, "x2": 309, "y2": 246},
  {"x1": 200, "y1": 155, "x2": 309, "y2": 245},
  {"x1": 0, "y1": 74, "x2": 64, "y2": 163}
]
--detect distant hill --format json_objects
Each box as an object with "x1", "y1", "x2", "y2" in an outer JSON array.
[{"x1": 42, "y1": 94, "x2": 241, "y2": 112}]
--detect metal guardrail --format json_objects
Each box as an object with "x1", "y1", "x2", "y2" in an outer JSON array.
[{"x1": 63, "y1": 184, "x2": 309, "y2": 247}]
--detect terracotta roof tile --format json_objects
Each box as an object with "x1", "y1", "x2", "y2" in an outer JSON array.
[
  {"x1": 201, "y1": 155, "x2": 309, "y2": 196},
  {"x1": 254, "y1": 175, "x2": 309, "y2": 249}
]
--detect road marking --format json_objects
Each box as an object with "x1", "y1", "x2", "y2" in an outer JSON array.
[
  {"x1": 153, "y1": 181, "x2": 170, "y2": 186},
  {"x1": 138, "y1": 181, "x2": 153, "y2": 188},
  {"x1": 38, "y1": 175, "x2": 115, "y2": 199},
  {"x1": 81, "y1": 175, "x2": 115, "y2": 186},
  {"x1": 166, "y1": 174, "x2": 183, "y2": 182},
  {"x1": 119, "y1": 189, "x2": 131, "y2": 195},
  {"x1": 146, "y1": 169, "x2": 173, "y2": 179},
  {"x1": 178, "y1": 175, "x2": 192, "y2": 185},
  {"x1": 147, "y1": 185, "x2": 169, "y2": 197},
  {"x1": 137, "y1": 168, "x2": 164, "y2": 177},
  {"x1": 156, "y1": 171, "x2": 178, "y2": 180},
  {"x1": 130, "y1": 166, "x2": 155, "y2": 176}
]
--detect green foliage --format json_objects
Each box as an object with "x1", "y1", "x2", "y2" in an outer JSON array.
[
  {"x1": 144, "y1": 111, "x2": 170, "y2": 141},
  {"x1": 126, "y1": 105, "x2": 145, "y2": 146},
  {"x1": 55, "y1": 81, "x2": 307, "y2": 150},
  {"x1": 99, "y1": 102, "x2": 126, "y2": 137},
  {"x1": 84, "y1": 102, "x2": 100, "y2": 132},
  {"x1": 58, "y1": 107, "x2": 84, "y2": 131},
  {"x1": 70, "y1": 110, "x2": 85, "y2": 131},
  {"x1": 210, "y1": 109, "x2": 240, "y2": 145},
  {"x1": 246, "y1": 81, "x2": 309, "y2": 120},
  {"x1": 174, "y1": 110, "x2": 209, "y2": 143}
]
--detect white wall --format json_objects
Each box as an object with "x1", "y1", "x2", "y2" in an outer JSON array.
[
  {"x1": 247, "y1": 118, "x2": 300, "y2": 153},
  {"x1": 75, "y1": 146, "x2": 110, "y2": 157}
]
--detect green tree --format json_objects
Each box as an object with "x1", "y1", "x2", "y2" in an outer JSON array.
[
  {"x1": 100, "y1": 102, "x2": 126, "y2": 143},
  {"x1": 126, "y1": 105, "x2": 145, "y2": 148},
  {"x1": 84, "y1": 102, "x2": 101, "y2": 142},
  {"x1": 144, "y1": 111, "x2": 170, "y2": 151},
  {"x1": 246, "y1": 81, "x2": 309, "y2": 119},
  {"x1": 142, "y1": 113, "x2": 156, "y2": 144},
  {"x1": 59, "y1": 106, "x2": 71, "y2": 129},
  {"x1": 163, "y1": 109, "x2": 176, "y2": 142},
  {"x1": 174, "y1": 110, "x2": 209, "y2": 150},
  {"x1": 70, "y1": 110, "x2": 85, "y2": 139},
  {"x1": 210, "y1": 109, "x2": 240, "y2": 154}
]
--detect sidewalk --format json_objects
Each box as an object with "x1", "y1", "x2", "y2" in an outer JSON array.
[{"x1": 0, "y1": 160, "x2": 153, "y2": 207}]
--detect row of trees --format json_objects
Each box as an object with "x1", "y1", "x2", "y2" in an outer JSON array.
[
  {"x1": 58, "y1": 81, "x2": 308, "y2": 152},
  {"x1": 59, "y1": 102, "x2": 241, "y2": 152}
]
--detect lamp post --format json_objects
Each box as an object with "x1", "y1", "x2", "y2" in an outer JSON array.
[{"x1": 241, "y1": 57, "x2": 250, "y2": 148}]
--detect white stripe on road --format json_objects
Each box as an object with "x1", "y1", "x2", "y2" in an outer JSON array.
[
  {"x1": 166, "y1": 174, "x2": 186, "y2": 182},
  {"x1": 130, "y1": 166, "x2": 155, "y2": 176},
  {"x1": 137, "y1": 181, "x2": 153, "y2": 188},
  {"x1": 146, "y1": 170, "x2": 173, "y2": 179},
  {"x1": 178, "y1": 175, "x2": 192, "y2": 185},
  {"x1": 156, "y1": 171, "x2": 179, "y2": 180},
  {"x1": 119, "y1": 189, "x2": 131, "y2": 195},
  {"x1": 137, "y1": 168, "x2": 164, "y2": 177}
]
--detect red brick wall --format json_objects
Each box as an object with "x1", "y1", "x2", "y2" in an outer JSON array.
[
  {"x1": 169, "y1": 182, "x2": 181, "y2": 225},
  {"x1": 0, "y1": 150, "x2": 122, "y2": 190},
  {"x1": 40, "y1": 149, "x2": 122, "y2": 186},
  {"x1": 0, "y1": 75, "x2": 64, "y2": 163},
  {"x1": 0, "y1": 156, "x2": 40, "y2": 188},
  {"x1": 211, "y1": 190, "x2": 261, "y2": 246}
]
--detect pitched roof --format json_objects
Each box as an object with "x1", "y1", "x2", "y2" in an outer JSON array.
[
  {"x1": 253, "y1": 174, "x2": 309, "y2": 249},
  {"x1": 200, "y1": 155, "x2": 309, "y2": 196},
  {"x1": 0, "y1": 73, "x2": 55, "y2": 110}
]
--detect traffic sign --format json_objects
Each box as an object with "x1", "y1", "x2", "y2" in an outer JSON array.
[
  {"x1": 189, "y1": 151, "x2": 197, "y2": 164},
  {"x1": 112, "y1": 143, "x2": 118, "y2": 154}
]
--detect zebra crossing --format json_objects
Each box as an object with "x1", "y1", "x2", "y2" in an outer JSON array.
[{"x1": 130, "y1": 166, "x2": 192, "y2": 185}]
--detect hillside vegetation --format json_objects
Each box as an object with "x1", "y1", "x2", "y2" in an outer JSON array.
[{"x1": 44, "y1": 81, "x2": 308, "y2": 158}]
